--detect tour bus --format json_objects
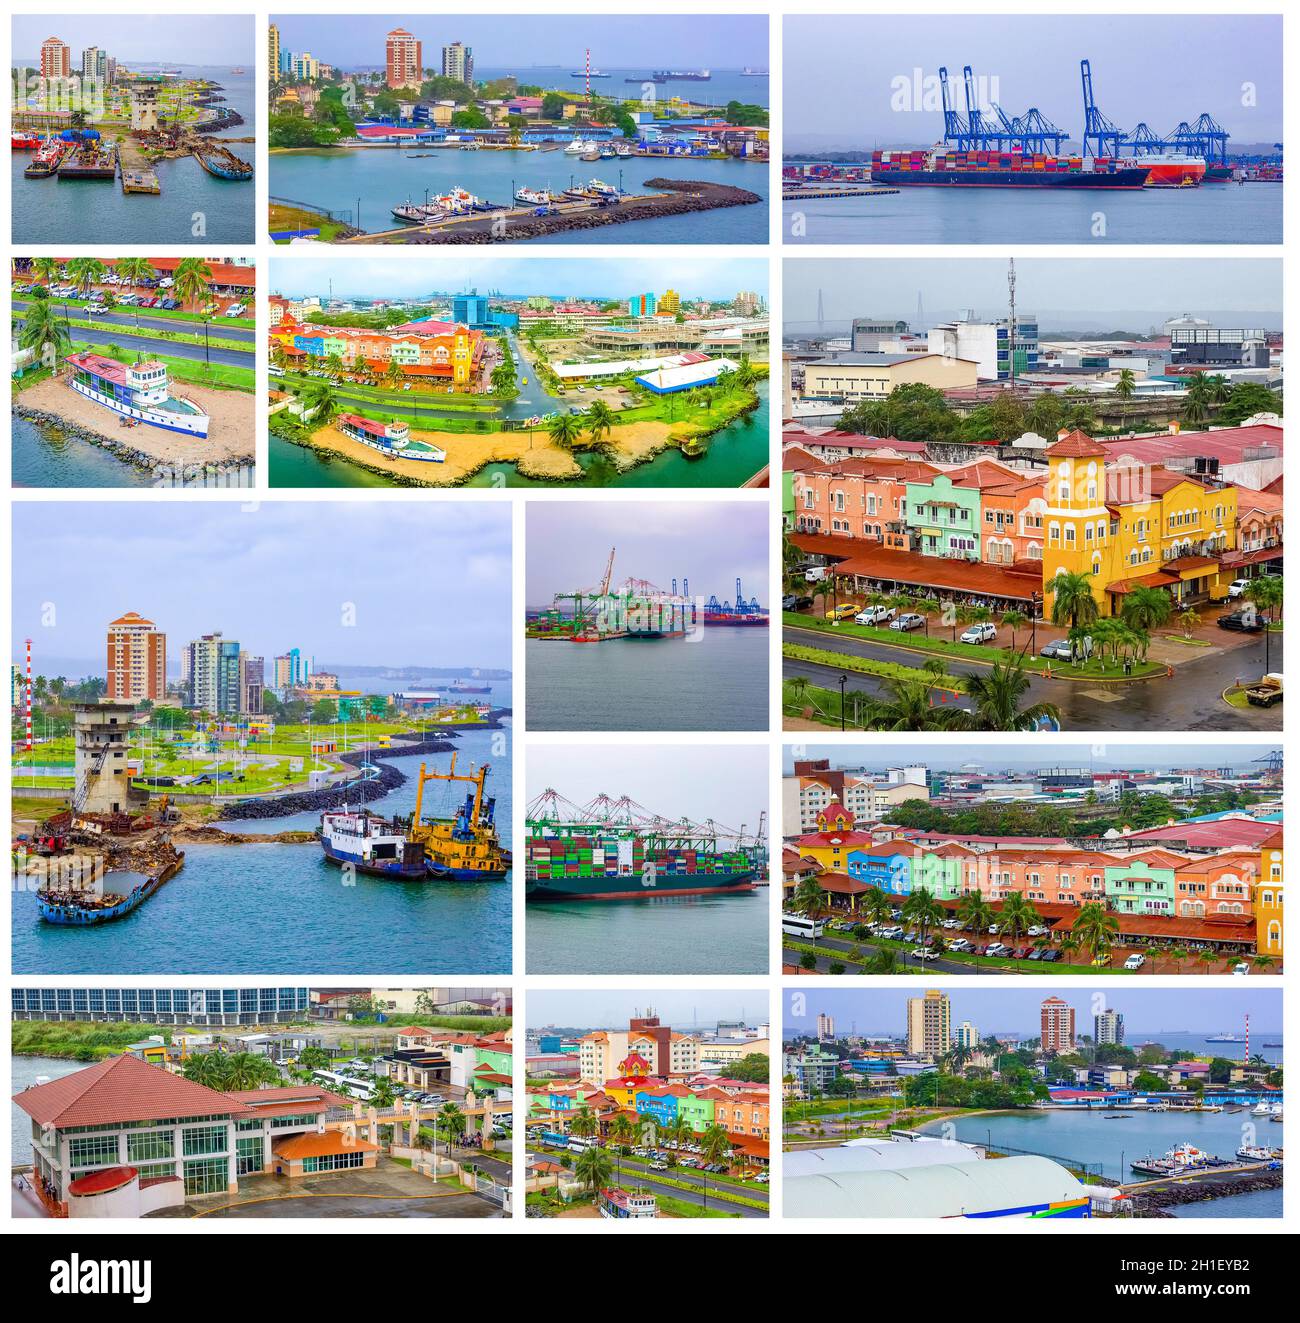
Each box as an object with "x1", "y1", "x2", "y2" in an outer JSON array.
[
  {"x1": 313, "y1": 1070, "x2": 375, "y2": 1102},
  {"x1": 782, "y1": 912, "x2": 825, "y2": 940},
  {"x1": 568, "y1": 1135, "x2": 597, "y2": 1153}
]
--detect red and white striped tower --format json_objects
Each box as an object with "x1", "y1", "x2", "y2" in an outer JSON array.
[
  {"x1": 25, "y1": 637, "x2": 33, "y2": 750},
  {"x1": 1244, "y1": 1013, "x2": 1250, "y2": 1064},
  {"x1": 585, "y1": 47, "x2": 591, "y2": 102}
]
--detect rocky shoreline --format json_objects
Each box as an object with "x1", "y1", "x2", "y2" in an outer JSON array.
[
  {"x1": 213, "y1": 736, "x2": 461, "y2": 821},
  {"x1": 398, "y1": 179, "x2": 762, "y2": 245},
  {"x1": 1129, "y1": 1168, "x2": 1282, "y2": 1217},
  {"x1": 14, "y1": 402, "x2": 254, "y2": 479}
]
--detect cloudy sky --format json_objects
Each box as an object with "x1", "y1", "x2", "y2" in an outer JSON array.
[
  {"x1": 785, "y1": 15, "x2": 1282, "y2": 151},
  {"x1": 784, "y1": 257, "x2": 1283, "y2": 333},
  {"x1": 272, "y1": 256, "x2": 767, "y2": 305},
  {"x1": 530, "y1": 742, "x2": 767, "y2": 832},
  {"x1": 11, "y1": 503, "x2": 511, "y2": 675},
  {"x1": 525, "y1": 501, "x2": 767, "y2": 610},
  {"x1": 529, "y1": 988, "x2": 770, "y2": 1032},
  {"x1": 781, "y1": 744, "x2": 1280, "y2": 775},
  {"x1": 270, "y1": 14, "x2": 768, "y2": 70},
  {"x1": 13, "y1": 15, "x2": 254, "y2": 65},
  {"x1": 786, "y1": 990, "x2": 1281, "y2": 1039}
]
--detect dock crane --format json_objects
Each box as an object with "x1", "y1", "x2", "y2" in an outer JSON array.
[
  {"x1": 938, "y1": 65, "x2": 1065, "y2": 155},
  {"x1": 1080, "y1": 58, "x2": 1125, "y2": 159},
  {"x1": 938, "y1": 66, "x2": 968, "y2": 146}
]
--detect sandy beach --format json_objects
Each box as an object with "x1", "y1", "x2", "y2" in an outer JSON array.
[{"x1": 17, "y1": 375, "x2": 255, "y2": 469}]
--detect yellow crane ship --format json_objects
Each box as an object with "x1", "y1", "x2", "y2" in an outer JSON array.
[{"x1": 406, "y1": 754, "x2": 510, "y2": 880}]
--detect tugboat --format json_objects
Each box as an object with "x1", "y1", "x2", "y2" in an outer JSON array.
[
  {"x1": 318, "y1": 807, "x2": 427, "y2": 879},
  {"x1": 400, "y1": 756, "x2": 510, "y2": 880},
  {"x1": 24, "y1": 139, "x2": 66, "y2": 178}
]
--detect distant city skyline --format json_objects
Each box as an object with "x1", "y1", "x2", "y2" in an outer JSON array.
[
  {"x1": 529, "y1": 989, "x2": 769, "y2": 1030},
  {"x1": 13, "y1": 15, "x2": 254, "y2": 65},
  {"x1": 786, "y1": 990, "x2": 1280, "y2": 1039},
  {"x1": 785, "y1": 15, "x2": 1281, "y2": 151},
  {"x1": 784, "y1": 258, "x2": 1282, "y2": 332},
  {"x1": 273, "y1": 256, "x2": 767, "y2": 304},
  {"x1": 525, "y1": 502, "x2": 767, "y2": 608},
  {"x1": 11, "y1": 504, "x2": 511, "y2": 673},
  {"x1": 269, "y1": 15, "x2": 768, "y2": 70},
  {"x1": 782, "y1": 744, "x2": 1281, "y2": 776}
]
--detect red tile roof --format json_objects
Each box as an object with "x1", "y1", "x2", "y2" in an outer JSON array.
[
  {"x1": 13, "y1": 1054, "x2": 248, "y2": 1128},
  {"x1": 272, "y1": 1130, "x2": 379, "y2": 1160},
  {"x1": 1046, "y1": 430, "x2": 1102, "y2": 458}
]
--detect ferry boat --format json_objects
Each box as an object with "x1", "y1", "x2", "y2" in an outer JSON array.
[
  {"x1": 1236, "y1": 1145, "x2": 1282, "y2": 1163},
  {"x1": 318, "y1": 808, "x2": 427, "y2": 879},
  {"x1": 870, "y1": 146, "x2": 1151, "y2": 190},
  {"x1": 515, "y1": 185, "x2": 551, "y2": 205},
  {"x1": 37, "y1": 854, "x2": 183, "y2": 925},
  {"x1": 65, "y1": 353, "x2": 210, "y2": 437},
  {"x1": 1129, "y1": 1143, "x2": 1217, "y2": 1176},
  {"x1": 400, "y1": 757, "x2": 510, "y2": 880}
]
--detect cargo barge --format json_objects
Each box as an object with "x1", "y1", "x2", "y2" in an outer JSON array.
[
  {"x1": 319, "y1": 808, "x2": 427, "y2": 878},
  {"x1": 870, "y1": 148, "x2": 1150, "y2": 189},
  {"x1": 36, "y1": 853, "x2": 184, "y2": 925}
]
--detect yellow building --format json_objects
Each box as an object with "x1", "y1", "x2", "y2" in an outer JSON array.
[
  {"x1": 802, "y1": 353, "x2": 979, "y2": 402},
  {"x1": 1257, "y1": 829, "x2": 1283, "y2": 960},
  {"x1": 268, "y1": 23, "x2": 280, "y2": 78},
  {"x1": 1043, "y1": 431, "x2": 1239, "y2": 620},
  {"x1": 657, "y1": 289, "x2": 682, "y2": 315},
  {"x1": 788, "y1": 802, "x2": 877, "y2": 873}
]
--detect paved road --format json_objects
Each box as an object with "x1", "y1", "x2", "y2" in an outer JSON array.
[
  {"x1": 785, "y1": 930, "x2": 987, "y2": 976},
  {"x1": 176, "y1": 1192, "x2": 501, "y2": 1218},
  {"x1": 16, "y1": 298, "x2": 254, "y2": 343},
  {"x1": 62, "y1": 323, "x2": 255, "y2": 368},
  {"x1": 785, "y1": 623, "x2": 1283, "y2": 731}
]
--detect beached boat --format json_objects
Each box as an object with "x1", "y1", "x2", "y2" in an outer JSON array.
[{"x1": 37, "y1": 854, "x2": 183, "y2": 925}]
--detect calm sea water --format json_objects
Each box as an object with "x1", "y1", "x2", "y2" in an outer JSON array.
[
  {"x1": 924, "y1": 1106, "x2": 1283, "y2": 1216},
  {"x1": 271, "y1": 148, "x2": 768, "y2": 243},
  {"x1": 525, "y1": 628, "x2": 769, "y2": 731},
  {"x1": 12, "y1": 414, "x2": 159, "y2": 489},
  {"x1": 784, "y1": 180, "x2": 1281, "y2": 245},
  {"x1": 12, "y1": 65, "x2": 256, "y2": 244},
  {"x1": 13, "y1": 1056, "x2": 84, "y2": 1164},
  {"x1": 270, "y1": 387, "x2": 769, "y2": 489},
  {"x1": 473, "y1": 65, "x2": 770, "y2": 111},
  {"x1": 12, "y1": 736, "x2": 512, "y2": 976},
  {"x1": 527, "y1": 887, "x2": 768, "y2": 974}
]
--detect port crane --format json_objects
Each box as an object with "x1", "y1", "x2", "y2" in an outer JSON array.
[
  {"x1": 937, "y1": 65, "x2": 1065, "y2": 155},
  {"x1": 1082, "y1": 59, "x2": 1232, "y2": 164},
  {"x1": 1080, "y1": 58, "x2": 1125, "y2": 158}
]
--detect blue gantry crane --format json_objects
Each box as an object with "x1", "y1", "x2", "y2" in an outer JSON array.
[
  {"x1": 1082, "y1": 59, "x2": 1232, "y2": 164},
  {"x1": 937, "y1": 65, "x2": 1065, "y2": 154},
  {"x1": 1080, "y1": 58, "x2": 1125, "y2": 158}
]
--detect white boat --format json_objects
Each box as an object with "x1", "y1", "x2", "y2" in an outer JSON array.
[
  {"x1": 1236, "y1": 1144, "x2": 1281, "y2": 1162},
  {"x1": 514, "y1": 186, "x2": 551, "y2": 205},
  {"x1": 587, "y1": 178, "x2": 619, "y2": 197},
  {"x1": 564, "y1": 137, "x2": 592, "y2": 155},
  {"x1": 1252, "y1": 1100, "x2": 1275, "y2": 1115}
]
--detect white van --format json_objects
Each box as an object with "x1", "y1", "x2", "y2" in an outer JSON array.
[{"x1": 782, "y1": 913, "x2": 825, "y2": 940}]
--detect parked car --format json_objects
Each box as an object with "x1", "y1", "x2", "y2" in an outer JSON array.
[
  {"x1": 1124, "y1": 953, "x2": 1147, "y2": 970},
  {"x1": 1092, "y1": 953, "x2": 1113, "y2": 967},
  {"x1": 783, "y1": 594, "x2": 813, "y2": 612},
  {"x1": 649, "y1": 1160, "x2": 669, "y2": 1171},
  {"x1": 1227, "y1": 578, "x2": 1254, "y2": 598},
  {"x1": 1040, "y1": 639, "x2": 1074, "y2": 661},
  {"x1": 891, "y1": 612, "x2": 926, "y2": 632},
  {"x1": 1039, "y1": 948, "x2": 1062, "y2": 963},
  {"x1": 911, "y1": 947, "x2": 940, "y2": 961},
  {"x1": 1218, "y1": 611, "x2": 1264, "y2": 633},
  {"x1": 804, "y1": 566, "x2": 827, "y2": 583},
  {"x1": 825, "y1": 603, "x2": 858, "y2": 621},
  {"x1": 960, "y1": 621, "x2": 998, "y2": 644},
  {"x1": 1232, "y1": 961, "x2": 1251, "y2": 976},
  {"x1": 948, "y1": 938, "x2": 972, "y2": 953},
  {"x1": 855, "y1": 605, "x2": 897, "y2": 626},
  {"x1": 985, "y1": 942, "x2": 1009, "y2": 956}
]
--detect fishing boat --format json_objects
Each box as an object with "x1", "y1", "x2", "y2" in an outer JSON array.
[
  {"x1": 1236, "y1": 1145, "x2": 1282, "y2": 1163},
  {"x1": 318, "y1": 808, "x2": 427, "y2": 879},
  {"x1": 564, "y1": 137, "x2": 594, "y2": 155},
  {"x1": 1130, "y1": 1142, "x2": 1217, "y2": 1176},
  {"x1": 24, "y1": 139, "x2": 66, "y2": 178},
  {"x1": 587, "y1": 178, "x2": 619, "y2": 197},
  {"x1": 398, "y1": 756, "x2": 510, "y2": 880},
  {"x1": 392, "y1": 201, "x2": 448, "y2": 224},
  {"x1": 515, "y1": 185, "x2": 551, "y2": 205},
  {"x1": 37, "y1": 854, "x2": 184, "y2": 925}
]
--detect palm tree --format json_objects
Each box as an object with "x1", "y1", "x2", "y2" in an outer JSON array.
[
  {"x1": 584, "y1": 399, "x2": 616, "y2": 444},
  {"x1": 1072, "y1": 902, "x2": 1120, "y2": 964},
  {"x1": 383, "y1": 358, "x2": 404, "y2": 392},
  {"x1": 1182, "y1": 375, "x2": 1214, "y2": 427},
  {"x1": 30, "y1": 256, "x2": 61, "y2": 288},
  {"x1": 791, "y1": 874, "x2": 826, "y2": 920},
  {"x1": 1000, "y1": 609, "x2": 1028, "y2": 652},
  {"x1": 301, "y1": 380, "x2": 339, "y2": 427},
  {"x1": 574, "y1": 1144, "x2": 614, "y2": 1200},
  {"x1": 956, "y1": 891, "x2": 994, "y2": 935},
  {"x1": 995, "y1": 892, "x2": 1040, "y2": 946},
  {"x1": 1196, "y1": 948, "x2": 1218, "y2": 975},
  {"x1": 1114, "y1": 367, "x2": 1136, "y2": 401},
  {"x1": 323, "y1": 351, "x2": 347, "y2": 381},
  {"x1": 698, "y1": 1123, "x2": 734, "y2": 1211},
  {"x1": 901, "y1": 886, "x2": 946, "y2": 954},
  {"x1": 115, "y1": 257, "x2": 156, "y2": 293},
  {"x1": 958, "y1": 661, "x2": 1061, "y2": 732},
  {"x1": 18, "y1": 299, "x2": 71, "y2": 370},
  {"x1": 1050, "y1": 570, "x2": 1100, "y2": 635},
  {"x1": 172, "y1": 256, "x2": 212, "y2": 313},
  {"x1": 547, "y1": 412, "x2": 585, "y2": 450},
  {"x1": 860, "y1": 886, "x2": 894, "y2": 928},
  {"x1": 1175, "y1": 607, "x2": 1200, "y2": 638},
  {"x1": 1120, "y1": 585, "x2": 1173, "y2": 636},
  {"x1": 569, "y1": 1104, "x2": 598, "y2": 1143},
  {"x1": 863, "y1": 673, "x2": 965, "y2": 732},
  {"x1": 608, "y1": 1112, "x2": 637, "y2": 1184},
  {"x1": 65, "y1": 256, "x2": 107, "y2": 298},
  {"x1": 436, "y1": 1102, "x2": 466, "y2": 1156}
]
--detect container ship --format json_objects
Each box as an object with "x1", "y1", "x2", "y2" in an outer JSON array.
[
  {"x1": 318, "y1": 808, "x2": 428, "y2": 879},
  {"x1": 870, "y1": 147, "x2": 1150, "y2": 189},
  {"x1": 395, "y1": 756, "x2": 510, "y2": 880},
  {"x1": 525, "y1": 789, "x2": 767, "y2": 902}
]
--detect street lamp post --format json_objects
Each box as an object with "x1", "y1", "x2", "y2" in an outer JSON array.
[{"x1": 839, "y1": 674, "x2": 847, "y2": 731}]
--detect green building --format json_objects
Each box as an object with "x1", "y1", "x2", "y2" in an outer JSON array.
[{"x1": 905, "y1": 473, "x2": 981, "y2": 560}]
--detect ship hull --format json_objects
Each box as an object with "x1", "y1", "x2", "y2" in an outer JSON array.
[
  {"x1": 320, "y1": 839, "x2": 427, "y2": 879},
  {"x1": 872, "y1": 168, "x2": 1150, "y2": 190},
  {"x1": 428, "y1": 861, "x2": 509, "y2": 881},
  {"x1": 69, "y1": 379, "x2": 210, "y2": 437},
  {"x1": 526, "y1": 871, "x2": 757, "y2": 902},
  {"x1": 37, "y1": 855, "x2": 182, "y2": 924}
]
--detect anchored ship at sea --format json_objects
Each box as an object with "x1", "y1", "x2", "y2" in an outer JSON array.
[
  {"x1": 319, "y1": 808, "x2": 427, "y2": 878},
  {"x1": 525, "y1": 788, "x2": 767, "y2": 902}
]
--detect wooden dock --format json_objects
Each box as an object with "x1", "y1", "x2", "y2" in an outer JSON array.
[
  {"x1": 122, "y1": 169, "x2": 160, "y2": 194},
  {"x1": 782, "y1": 186, "x2": 899, "y2": 200}
]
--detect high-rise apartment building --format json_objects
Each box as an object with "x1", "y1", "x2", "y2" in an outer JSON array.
[{"x1": 105, "y1": 612, "x2": 167, "y2": 703}]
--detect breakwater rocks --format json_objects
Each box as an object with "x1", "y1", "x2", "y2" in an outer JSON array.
[
  {"x1": 1130, "y1": 1168, "x2": 1282, "y2": 1216},
  {"x1": 15, "y1": 403, "x2": 254, "y2": 477},
  {"x1": 214, "y1": 737, "x2": 459, "y2": 822},
  {"x1": 406, "y1": 179, "x2": 762, "y2": 244}
]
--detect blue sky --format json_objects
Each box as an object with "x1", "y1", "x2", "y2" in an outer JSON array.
[
  {"x1": 11, "y1": 503, "x2": 511, "y2": 673},
  {"x1": 13, "y1": 16, "x2": 254, "y2": 65},
  {"x1": 786, "y1": 990, "x2": 1281, "y2": 1039},
  {"x1": 526, "y1": 501, "x2": 768, "y2": 609},
  {"x1": 271, "y1": 15, "x2": 768, "y2": 70},
  {"x1": 529, "y1": 989, "x2": 769, "y2": 1031},
  {"x1": 785, "y1": 15, "x2": 1282, "y2": 151},
  {"x1": 273, "y1": 256, "x2": 767, "y2": 304}
]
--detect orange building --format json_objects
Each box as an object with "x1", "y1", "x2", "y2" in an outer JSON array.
[{"x1": 106, "y1": 611, "x2": 167, "y2": 703}]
